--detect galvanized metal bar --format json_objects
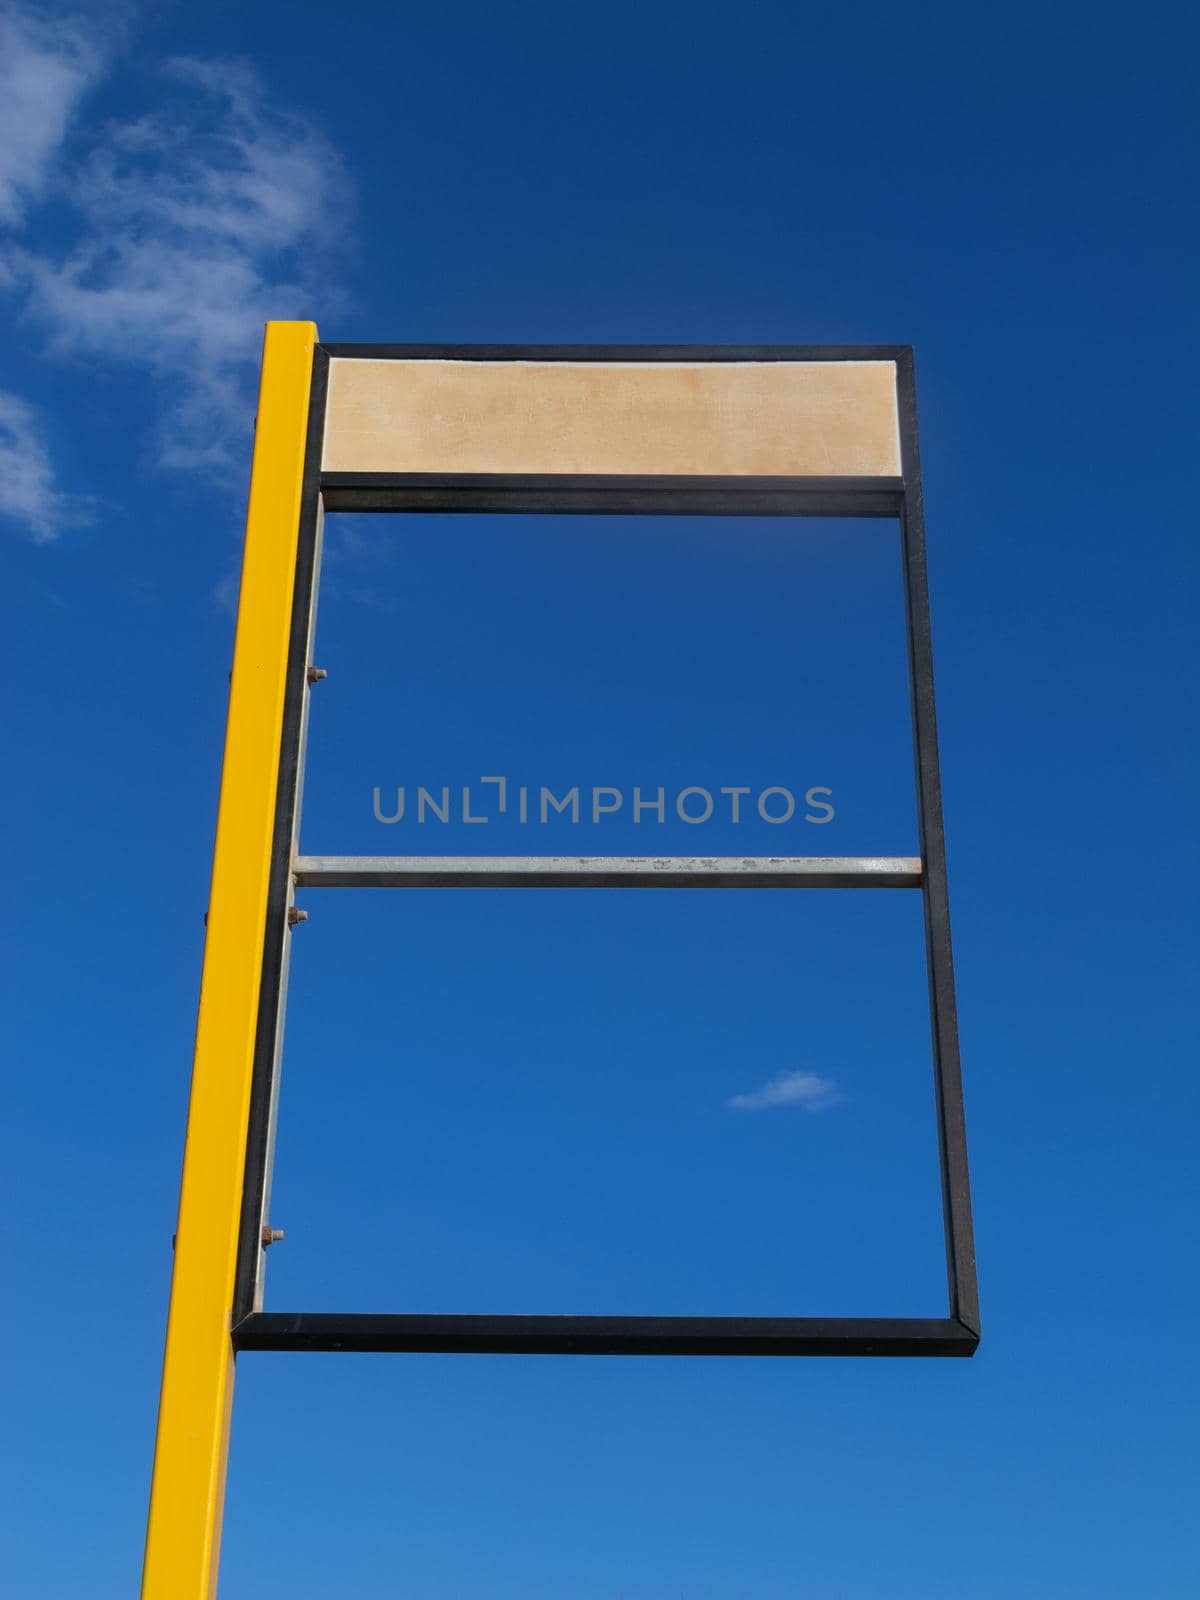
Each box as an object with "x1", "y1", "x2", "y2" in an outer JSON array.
[
  {"x1": 291, "y1": 854, "x2": 923, "y2": 889},
  {"x1": 233, "y1": 1311, "x2": 978, "y2": 1358}
]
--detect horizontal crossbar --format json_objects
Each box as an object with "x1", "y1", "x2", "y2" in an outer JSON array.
[
  {"x1": 292, "y1": 855, "x2": 922, "y2": 889},
  {"x1": 319, "y1": 472, "x2": 905, "y2": 518},
  {"x1": 232, "y1": 1312, "x2": 977, "y2": 1357}
]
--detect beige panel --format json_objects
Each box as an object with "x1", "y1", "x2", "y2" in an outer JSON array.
[{"x1": 323, "y1": 359, "x2": 900, "y2": 477}]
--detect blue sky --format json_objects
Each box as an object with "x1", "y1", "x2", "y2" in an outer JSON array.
[{"x1": 2, "y1": 1, "x2": 1198, "y2": 1596}]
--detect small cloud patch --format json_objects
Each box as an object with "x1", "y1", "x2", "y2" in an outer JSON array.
[
  {"x1": 728, "y1": 1070, "x2": 841, "y2": 1113},
  {"x1": 0, "y1": 389, "x2": 92, "y2": 542}
]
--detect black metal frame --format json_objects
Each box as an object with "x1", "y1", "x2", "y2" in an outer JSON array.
[{"x1": 230, "y1": 344, "x2": 979, "y2": 1358}]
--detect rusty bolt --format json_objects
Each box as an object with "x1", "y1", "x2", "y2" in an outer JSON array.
[
  {"x1": 261, "y1": 1226, "x2": 285, "y2": 1247},
  {"x1": 307, "y1": 665, "x2": 328, "y2": 684},
  {"x1": 287, "y1": 907, "x2": 308, "y2": 926}
]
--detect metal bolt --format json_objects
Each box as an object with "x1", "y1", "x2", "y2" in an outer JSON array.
[
  {"x1": 287, "y1": 907, "x2": 308, "y2": 926},
  {"x1": 306, "y1": 665, "x2": 328, "y2": 684},
  {"x1": 261, "y1": 1226, "x2": 285, "y2": 1247}
]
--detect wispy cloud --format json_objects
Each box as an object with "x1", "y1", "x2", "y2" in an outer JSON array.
[
  {"x1": 0, "y1": 7, "x2": 351, "y2": 541},
  {"x1": 17, "y1": 55, "x2": 348, "y2": 471},
  {"x1": 0, "y1": 5, "x2": 104, "y2": 226},
  {"x1": 0, "y1": 389, "x2": 92, "y2": 542},
  {"x1": 727, "y1": 1070, "x2": 842, "y2": 1113},
  {"x1": 0, "y1": 3, "x2": 107, "y2": 540}
]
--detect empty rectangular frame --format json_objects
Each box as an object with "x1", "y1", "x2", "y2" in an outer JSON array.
[{"x1": 238, "y1": 338, "x2": 977, "y2": 1355}]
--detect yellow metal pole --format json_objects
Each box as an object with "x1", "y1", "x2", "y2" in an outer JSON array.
[{"x1": 141, "y1": 321, "x2": 318, "y2": 1599}]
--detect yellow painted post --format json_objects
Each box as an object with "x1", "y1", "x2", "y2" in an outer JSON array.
[{"x1": 141, "y1": 321, "x2": 318, "y2": 1599}]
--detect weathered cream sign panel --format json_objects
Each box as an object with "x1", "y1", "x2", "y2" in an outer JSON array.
[{"x1": 323, "y1": 358, "x2": 901, "y2": 477}]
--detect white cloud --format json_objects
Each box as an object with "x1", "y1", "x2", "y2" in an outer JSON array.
[
  {"x1": 0, "y1": 5, "x2": 104, "y2": 226},
  {"x1": 0, "y1": 4, "x2": 106, "y2": 540},
  {"x1": 17, "y1": 55, "x2": 348, "y2": 471},
  {"x1": 0, "y1": 25, "x2": 351, "y2": 538},
  {"x1": 727, "y1": 1070, "x2": 842, "y2": 1113},
  {"x1": 0, "y1": 389, "x2": 91, "y2": 542}
]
